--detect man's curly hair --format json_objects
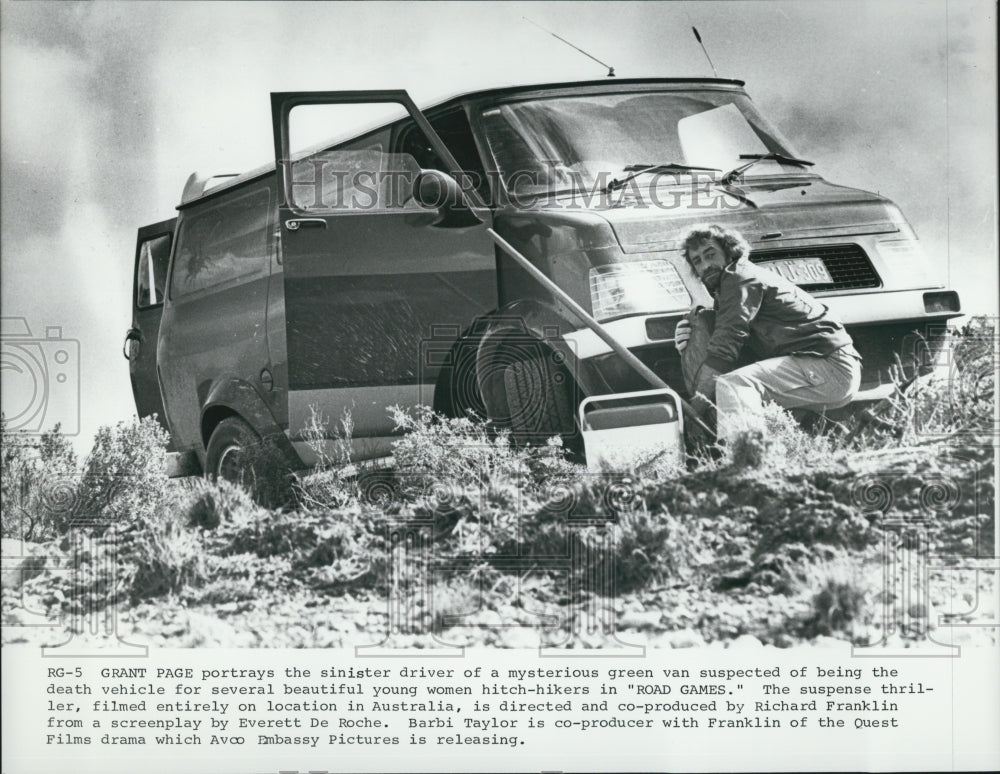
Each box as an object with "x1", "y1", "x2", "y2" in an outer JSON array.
[{"x1": 680, "y1": 224, "x2": 750, "y2": 266}]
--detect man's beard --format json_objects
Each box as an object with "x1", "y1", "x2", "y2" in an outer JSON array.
[{"x1": 701, "y1": 267, "x2": 722, "y2": 292}]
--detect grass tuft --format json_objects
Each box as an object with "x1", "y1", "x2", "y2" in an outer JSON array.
[
  {"x1": 791, "y1": 553, "x2": 879, "y2": 640},
  {"x1": 127, "y1": 513, "x2": 209, "y2": 601}
]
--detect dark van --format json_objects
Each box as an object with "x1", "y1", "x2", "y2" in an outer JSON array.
[{"x1": 126, "y1": 78, "x2": 961, "y2": 477}]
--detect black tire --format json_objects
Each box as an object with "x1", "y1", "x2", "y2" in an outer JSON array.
[
  {"x1": 478, "y1": 341, "x2": 580, "y2": 451},
  {"x1": 434, "y1": 337, "x2": 488, "y2": 420},
  {"x1": 205, "y1": 417, "x2": 260, "y2": 483}
]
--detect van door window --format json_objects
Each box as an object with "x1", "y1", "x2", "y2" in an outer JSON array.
[
  {"x1": 136, "y1": 233, "x2": 171, "y2": 308},
  {"x1": 169, "y1": 186, "x2": 272, "y2": 298},
  {"x1": 288, "y1": 103, "x2": 424, "y2": 212},
  {"x1": 398, "y1": 109, "x2": 489, "y2": 202}
]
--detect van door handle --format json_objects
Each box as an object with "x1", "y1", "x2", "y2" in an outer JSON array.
[
  {"x1": 285, "y1": 218, "x2": 327, "y2": 231},
  {"x1": 123, "y1": 328, "x2": 141, "y2": 360}
]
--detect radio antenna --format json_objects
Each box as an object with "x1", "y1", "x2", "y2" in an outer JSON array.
[
  {"x1": 523, "y1": 16, "x2": 615, "y2": 77},
  {"x1": 691, "y1": 26, "x2": 718, "y2": 77}
]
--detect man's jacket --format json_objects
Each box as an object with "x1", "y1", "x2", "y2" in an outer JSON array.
[{"x1": 702, "y1": 257, "x2": 854, "y2": 373}]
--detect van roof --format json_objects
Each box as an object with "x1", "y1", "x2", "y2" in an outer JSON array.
[{"x1": 176, "y1": 76, "x2": 747, "y2": 209}]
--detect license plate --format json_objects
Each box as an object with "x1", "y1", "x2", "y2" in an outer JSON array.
[{"x1": 763, "y1": 256, "x2": 833, "y2": 285}]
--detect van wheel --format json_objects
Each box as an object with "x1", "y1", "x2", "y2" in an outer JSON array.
[
  {"x1": 434, "y1": 337, "x2": 488, "y2": 419},
  {"x1": 205, "y1": 417, "x2": 259, "y2": 483},
  {"x1": 478, "y1": 342, "x2": 580, "y2": 452}
]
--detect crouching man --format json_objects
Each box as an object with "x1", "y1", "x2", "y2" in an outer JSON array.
[{"x1": 674, "y1": 224, "x2": 862, "y2": 441}]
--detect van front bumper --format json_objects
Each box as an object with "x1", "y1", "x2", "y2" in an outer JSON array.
[{"x1": 565, "y1": 287, "x2": 962, "y2": 393}]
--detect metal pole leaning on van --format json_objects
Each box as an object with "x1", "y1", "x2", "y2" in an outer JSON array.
[{"x1": 486, "y1": 228, "x2": 715, "y2": 440}]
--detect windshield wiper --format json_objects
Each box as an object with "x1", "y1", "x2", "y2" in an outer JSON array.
[
  {"x1": 606, "y1": 163, "x2": 721, "y2": 193},
  {"x1": 721, "y1": 153, "x2": 814, "y2": 185}
]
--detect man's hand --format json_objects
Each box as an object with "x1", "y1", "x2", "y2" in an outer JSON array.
[{"x1": 674, "y1": 317, "x2": 692, "y2": 352}]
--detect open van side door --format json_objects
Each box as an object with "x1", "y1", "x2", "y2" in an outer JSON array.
[
  {"x1": 271, "y1": 91, "x2": 498, "y2": 461},
  {"x1": 125, "y1": 218, "x2": 175, "y2": 440}
]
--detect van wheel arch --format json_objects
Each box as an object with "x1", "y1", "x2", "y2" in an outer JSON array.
[{"x1": 201, "y1": 405, "x2": 241, "y2": 449}]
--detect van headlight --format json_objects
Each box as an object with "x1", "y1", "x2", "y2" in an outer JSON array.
[
  {"x1": 878, "y1": 204, "x2": 940, "y2": 286},
  {"x1": 589, "y1": 260, "x2": 691, "y2": 322},
  {"x1": 877, "y1": 237, "x2": 938, "y2": 286}
]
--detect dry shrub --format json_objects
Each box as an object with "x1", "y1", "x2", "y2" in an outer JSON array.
[
  {"x1": 727, "y1": 401, "x2": 834, "y2": 471},
  {"x1": 791, "y1": 553, "x2": 880, "y2": 640},
  {"x1": 386, "y1": 405, "x2": 584, "y2": 565},
  {"x1": 391, "y1": 405, "x2": 527, "y2": 485},
  {"x1": 236, "y1": 436, "x2": 298, "y2": 510},
  {"x1": 39, "y1": 505, "x2": 209, "y2": 610},
  {"x1": 390, "y1": 405, "x2": 578, "y2": 497},
  {"x1": 431, "y1": 473, "x2": 710, "y2": 595},
  {"x1": 294, "y1": 406, "x2": 383, "y2": 511},
  {"x1": 182, "y1": 478, "x2": 264, "y2": 530},
  {"x1": 609, "y1": 506, "x2": 711, "y2": 592},
  {"x1": 295, "y1": 468, "x2": 358, "y2": 510},
  {"x1": 73, "y1": 417, "x2": 170, "y2": 529},
  {"x1": 302, "y1": 404, "x2": 355, "y2": 472},
  {"x1": 195, "y1": 553, "x2": 298, "y2": 602},
  {"x1": 0, "y1": 418, "x2": 77, "y2": 540},
  {"x1": 223, "y1": 509, "x2": 323, "y2": 559},
  {"x1": 637, "y1": 460, "x2": 885, "y2": 595},
  {"x1": 833, "y1": 316, "x2": 996, "y2": 449},
  {"x1": 218, "y1": 505, "x2": 388, "y2": 591},
  {"x1": 432, "y1": 576, "x2": 491, "y2": 632},
  {"x1": 1, "y1": 416, "x2": 169, "y2": 538},
  {"x1": 127, "y1": 513, "x2": 209, "y2": 601}
]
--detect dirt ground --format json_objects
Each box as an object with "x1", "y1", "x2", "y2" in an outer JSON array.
[{"x1": 3, "y1": 442, "x2": 995, "y2": 652}]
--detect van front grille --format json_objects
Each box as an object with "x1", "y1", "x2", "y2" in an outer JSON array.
[{"x1": 749, "y1": 244, "x2": 881, "y2": 292}]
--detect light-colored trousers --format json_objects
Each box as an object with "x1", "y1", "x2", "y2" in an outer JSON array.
[{"x1": 714, "y1": 347, "x2": 862, "y2": 440}]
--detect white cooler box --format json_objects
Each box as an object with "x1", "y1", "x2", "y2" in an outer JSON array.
[{"x1": 579, "y1": 388, "x2": 686, "y2": 472}]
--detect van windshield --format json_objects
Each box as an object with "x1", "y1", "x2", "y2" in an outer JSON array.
[{"x1": 481, "y1": 90, "x2": 806, "y2": 197}]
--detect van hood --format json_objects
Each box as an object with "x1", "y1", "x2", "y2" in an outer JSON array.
[{"x1": 597, "y1": 177, "x2": 901, "y2": 253}]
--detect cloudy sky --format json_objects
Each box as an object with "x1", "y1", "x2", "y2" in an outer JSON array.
[{"x1": 1, "y1": 0, "x2": 996, "y2": 452}]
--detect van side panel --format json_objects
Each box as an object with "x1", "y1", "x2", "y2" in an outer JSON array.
[
  {"x1": 158, "y1": 180, "x2": 278, "y2": 460},
  {"x1": 281, "y1": 214, "x2": 497, "y2": 442}
]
